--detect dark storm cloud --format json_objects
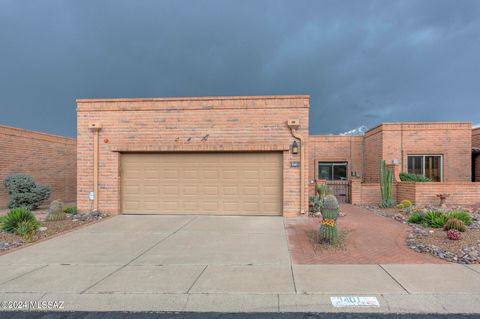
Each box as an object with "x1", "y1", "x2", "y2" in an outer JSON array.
[{"x1": 0, "y1": 0, "x2": 479, "y2": 137}]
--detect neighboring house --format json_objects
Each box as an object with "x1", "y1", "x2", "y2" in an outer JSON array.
[
  {"x1": 76, "y1": 95, "x2": 480, "y2": 216},
  {"x1": 0, "y1": 125, "x2": 77, "y2": 208},
  {"x1": 473, "y1": 127, "x2": 480, "y2": 182}
]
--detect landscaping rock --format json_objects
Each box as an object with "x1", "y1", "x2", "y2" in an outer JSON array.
[
  {"x1": 39, "y1": 227, "x2": 48, "y2": 232},
  {"x1": 406, "y1": 227, "x2": 480, "y2": 264}
]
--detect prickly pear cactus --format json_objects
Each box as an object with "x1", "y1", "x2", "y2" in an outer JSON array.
[
  {"x1": 46, "y1": 200, "x2": 66, "y2": 221},
  {"x1": 318, "y1": 195, "x2": 339, "y2": 243}
]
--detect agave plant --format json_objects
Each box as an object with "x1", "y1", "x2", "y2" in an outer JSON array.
[{"x1": 1, "y1": 207, "x2": 39, "y2": 233}]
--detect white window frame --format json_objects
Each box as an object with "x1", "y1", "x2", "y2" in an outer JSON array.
[{"x1": 407, "y1": 155, "x2": 443, "y2": 182}]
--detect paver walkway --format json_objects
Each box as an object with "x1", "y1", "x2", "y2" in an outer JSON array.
[{"x1": 285, "y1": 204, "x2": 444, "y2": 264}]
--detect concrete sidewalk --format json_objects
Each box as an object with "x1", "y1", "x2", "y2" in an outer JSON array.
[{"x1": 0, "y1": 215, "x2": 479, "y2": 313}]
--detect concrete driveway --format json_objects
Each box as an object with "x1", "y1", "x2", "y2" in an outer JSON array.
[{"x1": 1, "y1": 215, "x2": 480, "y2": 313}]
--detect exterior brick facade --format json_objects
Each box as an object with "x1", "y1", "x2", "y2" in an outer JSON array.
[
  {"x1": 396, "y1": 182, "x2": 480, "y2": 207},
  {"x1": 77, "y1": 95, "x2": 477, "y2": 214},
  {"x1": 77, "y1": 96, "x2": 309, "y2": 216},
  {"x1": 364, "y1": 123, "x2": 472, "y2": 183},
  {"x1": 473, "y1": 127, "x2": 480, "y2": 182},
  {"x1": 0, "y1": 125, "x2": 76, "y2": 208},
  {"x1": 309, "y1": 122, "x2": 476, "y2": 207},
  {"x1": 307, "y1": 135, "x2": 363, "y2": 195}
]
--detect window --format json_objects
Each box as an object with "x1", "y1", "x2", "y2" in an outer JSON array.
[
  {"x1": 407, "y1": 155, "x2": 442, "y2": 181},
  {"x1": 318, "y1": 162, "x2": 347, "y2": 181}
]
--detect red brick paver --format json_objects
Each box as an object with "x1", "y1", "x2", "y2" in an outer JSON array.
[{"x1": 285, "y1": 204, "x2": 446, "y2": 264}]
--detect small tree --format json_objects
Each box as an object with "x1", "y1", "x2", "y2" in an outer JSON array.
[{"x1": 4, "y1": 174, "x2": 51, "y2": 210}]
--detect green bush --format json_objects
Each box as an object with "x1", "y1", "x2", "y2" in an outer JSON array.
[
  {"x1": 397, "y1": 199, "x2": 412, "y2": 209},
  {"x1": 4, "y1": 174, "x2": 51, "y2": 210},
  {"x1": 423, "y1": 210, "x2": 442, "y2": 223},
  {"x1": 15, "y1": 220, "x2": 40, "y2": 241},
  {"x1": 431, "y1": 215, "x2": 448, "y2": 228},
  {"x1": 1, "y1": 207, "x2": 40, "y2": 234},
  {"x1": 64, "y1": 206, "x2": 77, "y2": 215},
  {"x1": 446, "y1": 211, "x2": 472, "y2": 226},
  {"x1": 408, "y1": 213, "x2": 423, "y2": 224},
  {"x1": 444, "y1": 218, "x2": 466, "y2": 232},
  {"x1": 410, "y1": 210, "x2": 451, "y2": 228},
  {"x1": 399, "y1": 172, "x2": 432, "y2": 182}
]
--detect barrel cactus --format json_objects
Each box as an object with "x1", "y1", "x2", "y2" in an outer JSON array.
[
  {"x1": 318, "y1": 195, "x2": 339, "y2": 243},
  {"x1": 443, "y1": 218, "x2": 466, "y2": 232},
  {"x1": 46, "y1": 200, "x2": 66, "y2": 221}
]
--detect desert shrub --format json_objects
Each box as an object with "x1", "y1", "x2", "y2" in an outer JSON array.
[
  {"x1": 64, "y1": 205, "x2": 77, "y2": 215},
  {"x1": 399, "y1": 172, "x2": 432, "y2": 182},
  {"x1": 431, "y1": 215, "x2": 449, "y2": 228},
  {"x1": 408, "y1": 213, "x2": 423, "y2": 224},
  {"x1": 315, "y1": 183, "x2": 332, "y2": 199},
  {"x1": 446, "y1": 211, "x2": 472, "y2": 226},
  {"x1": 397, "y1": 199, "x2": 412, "y2": 209},
  {"x1": 423, "y1": 210, "x2": 443, "y2": 226},
  {"x1": 46, "y1": 200, "x2": 66, "y2": 221},
  {"x1": 444, "y1": 218, "x2": 466, "y2": 232},
  {"x1": 15, "y1": 220, "x2": 40, "y2": 241},
  {"x1": 1, "y1": 207, "x2": 40, "y2": 233},
  {"x1": 309, "y1": 196, "x2": 323, "y2": 213},
  {"x1": 4, "y1": 174, "x2": 51, "y2": 210},
  {"x1": 447, "y1": 229, "x2": 461, "y2": 240}
]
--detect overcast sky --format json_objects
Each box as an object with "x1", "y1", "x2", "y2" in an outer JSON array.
[{"x1": 1, "y1": 0, "x2": 479, "y2": 137}]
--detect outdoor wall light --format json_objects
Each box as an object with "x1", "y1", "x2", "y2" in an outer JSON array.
[{"x1": 291, "y1": 140, "x2": 299, "y2": 154}]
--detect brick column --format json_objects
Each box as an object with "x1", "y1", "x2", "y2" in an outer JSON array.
[
  {"x1": 350, "y1": 177, "x2": 362, "y2": 205},
  {"x1": 387, "y1": 163, "x2": 401, "y2": 182}
]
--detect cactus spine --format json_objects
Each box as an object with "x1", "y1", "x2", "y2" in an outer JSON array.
[
  {"x1": 318, "y1": 195, "x2": 339, "y2": 243},
  {"x1": 380, "y1": 160, "x2": 395, "y2": 208}
]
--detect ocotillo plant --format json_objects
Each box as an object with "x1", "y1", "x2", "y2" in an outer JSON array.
[
  {"x1": 380, "y1": 160, "x2": 395, "y2": 208},
  {"x1": 318, "y1": 195, "x2": 339, "y2": 243}
]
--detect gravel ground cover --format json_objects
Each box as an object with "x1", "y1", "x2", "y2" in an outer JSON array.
[
  {"x1": 362, "y1": 204, "x2": 480, "y2": 264},
  {"x1": 0, "y1": 211, "x2": 109, "y2": 253}
]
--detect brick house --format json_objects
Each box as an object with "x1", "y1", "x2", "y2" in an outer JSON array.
[
  {"x1": 0, "y1": 125, "x2": 77, "y2": 208},
  {"x1": 473, "y1": 127, "x2": 480, "y2": 182},
  {"x1": 76, "y1": 95, "x2": 480, "y2": 216}
]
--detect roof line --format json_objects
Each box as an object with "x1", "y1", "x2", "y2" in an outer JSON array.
[
  {"x1": 0, "y1": 124, "x2": 75, "y2": 142},
  {"x1": 76, "y1": 95, "x2": 310, "y2": 103}
]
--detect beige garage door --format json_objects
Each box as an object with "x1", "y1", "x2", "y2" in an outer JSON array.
[{"x1": 121, "y1": 152, "x2": 283, "y2": 215}]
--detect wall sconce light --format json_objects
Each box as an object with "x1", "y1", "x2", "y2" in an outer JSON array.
[{"x1": 291, "y1": 140, "x2": 299, "y2": 154}]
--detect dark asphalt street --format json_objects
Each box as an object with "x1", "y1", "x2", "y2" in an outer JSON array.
[{"x1": 0, "y1": 312, "x2": 479, "y2": 319}]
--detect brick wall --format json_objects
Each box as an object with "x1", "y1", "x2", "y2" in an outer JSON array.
[
  {"x1": 0, "y1": 125, "x2": 76, "y2": 208},
  {"x1": 473, "y1": 128, "x2": 480, "y2": 182},
  {"x1": 364, "y1": 122, "x2": 472, "y2": 183},
  {"x1": 396, "y1": 182, "x2": 480, "y2": 207},
  {"x1": 307, "y1": 135, "x2": 363, "y2": 195},
  {"x1": 364, "y1": 126, "x2": 383, "y2": 183},
  {"x1": 77, "y1": 96, "x2": 309, "y2": 216},
  {"x1": 359, "y1": 183, "x2": 382, "y2": 205}
]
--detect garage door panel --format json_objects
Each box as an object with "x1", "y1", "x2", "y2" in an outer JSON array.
[
  {"x1": 121, "y1": 152, "x2": 282, "y2": 215},
  {"x1": 204, "y1": 186, "x2": 218, "y2": 195}
]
